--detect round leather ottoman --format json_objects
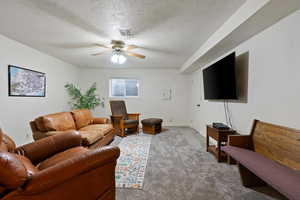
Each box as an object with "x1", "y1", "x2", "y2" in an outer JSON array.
[{"x1": 141, "y1": 118, "x2": 163, "y2": 134}]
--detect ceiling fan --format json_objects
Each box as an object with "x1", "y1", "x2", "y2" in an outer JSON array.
[{"x1": 91, "y1": 40, "x2": 146, "y2": 64}]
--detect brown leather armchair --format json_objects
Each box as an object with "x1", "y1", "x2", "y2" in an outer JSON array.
[
  {"x1": 0, "y1": 128, "x2": 120, "y2": 200},
  {"x1": 109, "y1": 100, "x2": 140, "y2": 137}
]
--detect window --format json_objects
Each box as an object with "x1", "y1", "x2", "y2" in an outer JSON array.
[{"x1": 109, "y1": 78, "x2": 139, "y2": 98}]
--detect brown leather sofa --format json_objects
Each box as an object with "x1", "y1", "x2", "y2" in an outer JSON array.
[
  {"x1": 30, "y1": 109, "x2": 115, "y2": 149},
  {"x1": 0, "y1": 129, "x2": 120, "y2": 200}
]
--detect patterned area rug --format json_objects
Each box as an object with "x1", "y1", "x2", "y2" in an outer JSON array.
[{"x1": 116, "y1": 135, "x2": 152, "y2": 189}]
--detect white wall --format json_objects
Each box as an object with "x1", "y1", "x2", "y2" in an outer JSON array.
[
  {"x1": 2, "y1": 9, "x2": 300, "y2": 145},
  {"x1": 0, "y1": 35, "x2": 79, "y2": 145},
  {"x1": 189, "y1": 10, "x2": 300, "y2": 136},
  {"x1": 78, "y1": 68, "x2": 190, "y2": 126}
]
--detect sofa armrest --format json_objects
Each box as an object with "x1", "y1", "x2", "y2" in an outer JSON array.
[
  {"x1": 127, "y1": 113, "x2": 140, "y2": 120},
  {"x1": 23, "y1": 146, "x2": 120, "y2": 194},
  {"x1": 15, "y1": 131, "x2": 82, "y2": 165},
  {"x1": 93, "y1": 117, "x2": 109, "y2": 124},
  {"x1": 228, "y1": 135, "x2": 253, "y2": 150}
]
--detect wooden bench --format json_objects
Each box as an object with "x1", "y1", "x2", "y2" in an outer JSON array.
[{"x1": 222, "y1": 120, "x2": 300, "y2": 200}]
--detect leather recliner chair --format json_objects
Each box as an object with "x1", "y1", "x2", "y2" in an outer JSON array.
[{"x1": 0, "y1": 128, "x2": 120, "y2": 200}]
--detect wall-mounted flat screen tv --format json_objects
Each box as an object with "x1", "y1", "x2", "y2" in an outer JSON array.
[{"x1": 203, "y1": 52, "x2": 237, "y2": 100}]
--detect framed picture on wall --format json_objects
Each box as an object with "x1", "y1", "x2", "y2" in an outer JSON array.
[{"x1": 8, "y1": 65, "x2": 46, "y2": 97}]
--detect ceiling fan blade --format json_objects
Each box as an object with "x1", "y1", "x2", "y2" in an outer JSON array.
[
  {"x1": 94, "y1": 43, "x2": 111, "y2": 49},
  {"x1": 111, "y1": 40, "x2": 125, "y2": 45},
  {"x1": 125, "y1": 51, "x2": 146, "y2": 59},
  {"x1": 125, "y1": 45, "x2": 139, "y2": 51},
  {"x1": 91, "y1": 51, "x2": 109, "y2": 56}
]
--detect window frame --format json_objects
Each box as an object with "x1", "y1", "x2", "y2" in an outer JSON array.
[{"x1": 109, "y1": 77, "x2": 140, "y2": 98}]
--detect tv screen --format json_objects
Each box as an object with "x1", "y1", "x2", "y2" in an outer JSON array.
[{"x1": 203, "y1": 52, "x2": 237, "y2": 100}]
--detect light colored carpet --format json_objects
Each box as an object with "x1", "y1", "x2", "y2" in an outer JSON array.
[
  {"x1": 116, "y1": 135, "x2": 152, "y2": 189},
  {"x1": 111, "y1": 127, "x2": 287, "y2": 200}
]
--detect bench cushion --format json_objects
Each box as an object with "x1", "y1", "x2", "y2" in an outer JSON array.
[{"x1": 222, "y1": 146, "x2": 300, "y2": 200}]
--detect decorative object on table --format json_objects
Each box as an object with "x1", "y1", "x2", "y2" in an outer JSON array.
[
  {"x1": 110, "y1": 100, "x2": 140, "y2": 137},
  {"x1": 206, "y1": 124, "x2": 236, "y2": 163},
  {"x1": 212, "y1": 122, "x2": 230, "y2": 130},
  {"x1": 142, "y1": 118, "x2": 163, "y2": 134},
  {"x1": 65, "y1": 82, "x2": 104, "y2": 110},
  {"x1": 161, "y1": 89, "x2": 172, "y2": 100},
  {"x1": 8, "y1": 65, "x2": 46, "y2": 97},
  {"x1": 116, "y1": 135, "x2": 152, "y2": 189}
]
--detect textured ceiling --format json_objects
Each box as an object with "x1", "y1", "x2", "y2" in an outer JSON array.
[{"x1": 0, "y1": 0, "x2": 245, "y2": 68}]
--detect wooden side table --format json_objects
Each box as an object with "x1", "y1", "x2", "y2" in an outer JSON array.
[{"x1": 206, "y1": 125, "x2": 236, "y2": 162}]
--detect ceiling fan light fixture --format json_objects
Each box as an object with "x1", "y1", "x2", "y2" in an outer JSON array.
[{"x1": 111, "y1": 51, "x2": 127, "y2": 64}]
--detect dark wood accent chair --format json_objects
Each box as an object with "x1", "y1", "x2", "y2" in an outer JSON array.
[
  {"x1": 109, "y1": 100, "x2": 140, "y2": 137},
  {"x1": 222, "y1": 120, "x2": 300, "y2": 200}
]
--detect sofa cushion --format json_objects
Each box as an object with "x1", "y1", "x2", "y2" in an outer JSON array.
[
  {"x1": 80, "y1": 124, "x2": 113, "y2": 136},
  {"x1": 78, "y1": 124, "x2": 113, "y2": 145},
  {"x1": 79, "y1": 131, "x2": 104, "y2": 145},
  {"x1": 222, "y1": 146, "x2": 300, "y2": 200},
  {"x1": 42, "y1": 112, "x2": 76, "y2": 131},
  {"x1": 34, "y1": 117, "x2": 47, "y2": 132},
  {"x1": 46, "y1": 130, "x2": 76, "y2": 137},
  {"x1": 0, "y1": 152, "x2": 28, "y2": 189},
  {"x1": 71, "y1": 109, "x2": 93, "y2": 129},
  {"x1": 16, "y1": 155, "x2": 39, "y2": 176},
  {"x1": 37, "y1": 147, "x2": 88, "y2": 170},
  {"x1": 0, "y1": 131, "x2": 16, "y2": 153}
]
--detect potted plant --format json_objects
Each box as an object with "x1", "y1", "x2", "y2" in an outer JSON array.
[{"x1": 65, "y1": 83, "x2": 104, "y2": 110}]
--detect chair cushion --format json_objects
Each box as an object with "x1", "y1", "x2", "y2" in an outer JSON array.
[
  {"x1": 222, "y1": 146, "x2": 300, "y2": 200},
  {"x1": 124, "y1": 119, "x2": 139, "y2": 125},
  {"x1": 141, "y1": 118, "x2": 163, "y2": 125},
  {"x1": 42, "y1": 112, "x2": 76, "y2": 131},
  {"x1": 110, "y1": 100, "x2": 128, "y2": 119},
  {"x1": 71, "y1": 109, "x2": 93, "y2": 129},
  {"x1": 37, "y1": 147, "x2": 88, "y2": 170}
]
